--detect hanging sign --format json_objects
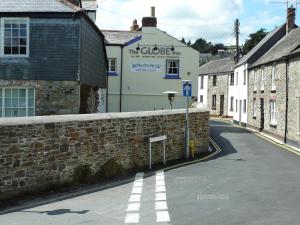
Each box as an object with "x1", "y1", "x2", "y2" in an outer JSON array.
[{"x1": 131, "y1": 62, "x2": 162, "y2": 72}]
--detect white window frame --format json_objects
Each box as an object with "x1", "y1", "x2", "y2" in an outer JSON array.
[
  {"x1": 212, "y1": 95, "x2": 216, "y2": 109},
  {"x1": 200, "y1": 75, "x2": 204, "y2": 89},
  {"x1": 166, "y1": 59, "x2": 180, "y2": 76},
  {"x1": 254, "y1": 69, "x2": 257, "y2": 92},
  {"x1": 230, "y1": 96, "x2": 234, "y2": 112},
  {"x1": 261, "y1": 67, "x2": 265, "y2": 91},
  {"x1": 253, "y1": 98, "x2": 256, "y2": 117},
  {"x1": 271, "y1": 63, "x2": 276, "y2": 91},
  {"x1": 0, "y1": 17, "x2": 30, "y2": 58},
  {"x1": 243, "y1": 70, "x2": 247, "y2": 85},
  {"x1": 230, "y1": 73, "x2": 234, "y2": 85},
  {"x1": 0, "y1": 87, "x2": 35, "y2": 117},
  {"x1": 108, "y1": 58, "x2": 117, "y2": 73},
  {"x1": 200, "y1": 95, "x2": 203, "y2": 103},
  {"x1": 236, "y1": 72, "x2": 238, "y2": 85},
  {"x1": 243, "y1": 99, "x2": 246, "y2": 114},
  {"x1": 270, "y1": 100, "x2": 277, "y2": 126}
]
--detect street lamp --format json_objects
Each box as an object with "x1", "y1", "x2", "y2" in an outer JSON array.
[
  {"x1": 182, "y1": 80, "x2": 191, "y2": 159},
  {"x1": 163, "y1": 91, "x2": 178, "y2": 109}
]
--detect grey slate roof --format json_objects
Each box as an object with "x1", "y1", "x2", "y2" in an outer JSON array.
[
  {"x1": 82, "y1": 0, "x2": 97, "y2": 11},
  {"x1": 102, "y1": 30, "x2": 142, "y2": 45},
  {"x1": 236, "y1": 24, "x2": 286, "y2": 67},
  {"x1": 199, "y1": 58, "x2": 235, "y2": 75},
  {"x1": 0, "y1": 0, "x2": 79, "y2": 13},
  {"x1": 251, "y1": 27, "x2": 300, "y2": 67}
]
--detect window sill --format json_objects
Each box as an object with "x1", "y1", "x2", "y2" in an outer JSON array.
[
  {"x1": 108, "y1": 72, "x2": 119, "y2": 76},
  {"x1": 164, "y1": 75, "x2": 181, "y2": 79},
  {"x1": 270, "y1": 124, "x2": 277, "y2": 128}
]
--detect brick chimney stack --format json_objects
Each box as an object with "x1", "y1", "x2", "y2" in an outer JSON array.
[
  {"x1": 142, "y1": 6, "x2": 157, "y2": 27},
  {"x1": 287, "y1": 5, "x2": 296, "y2": 33},
  {"x1": 130, "y1": 19, "x2": 140, "y2": 31}
]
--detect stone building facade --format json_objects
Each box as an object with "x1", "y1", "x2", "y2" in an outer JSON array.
[{"x1": 0, "y1": 109, "x2": 209, "y2": 200}]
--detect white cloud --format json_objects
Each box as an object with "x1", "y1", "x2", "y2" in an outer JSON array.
[{"x1": 96, "y1": 0, "x2": 244, "y2": 44}]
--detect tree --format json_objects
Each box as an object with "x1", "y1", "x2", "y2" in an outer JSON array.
[
  {"x1": 187, "y1": 40, "x2": 192, "y2": 47},
  {"x1": 243, "y1": 29, "x2": 268, "y2": 55},
  {"x1": 191, "y1": 38, "x2": 212, "y2": 53},
  {"x1": 181, "y1": 38, "x2": 186, "y2": 44},
  {"x1": 210, "y1": 43, "x2": 225, "y2": 55}
]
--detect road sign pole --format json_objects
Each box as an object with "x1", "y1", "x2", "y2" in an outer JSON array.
[{"x1": 185, "y1": 95, "x2": 190, "y2": 159}]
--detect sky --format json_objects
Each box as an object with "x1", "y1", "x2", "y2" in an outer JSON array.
[{"x1": 95, "y1": 0, "x2": 300, "y2": 45}]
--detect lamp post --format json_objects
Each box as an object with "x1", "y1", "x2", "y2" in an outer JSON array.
[
  {"x1": 163, "y1": 91, "x2": 178, "y2": 109},
  {"x1": 182, "y1": 80, "x2": 191, "y2": 159}
]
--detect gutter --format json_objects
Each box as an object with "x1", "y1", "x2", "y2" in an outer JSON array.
[{"x1": 119, "y1": 45, "x2": 124, "y2": 112}]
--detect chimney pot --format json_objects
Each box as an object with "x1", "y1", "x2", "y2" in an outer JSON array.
[
  {"x1": 142, "y1": 7, "x2": 157, "y2": 27},
  {"x1": 130, "y1": 19, "x2": 140, "y2": 31},
  {"x1": 287, "y1": 6, "x2": 296, "y2": 33},
  {"x1": 151, "y1": 6, "x2": 155, "y2": 17}
]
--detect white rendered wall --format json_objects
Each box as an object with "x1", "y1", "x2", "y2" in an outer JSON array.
[{"x1": 198, "y1": 75, "x2": 208, "y2": 108}]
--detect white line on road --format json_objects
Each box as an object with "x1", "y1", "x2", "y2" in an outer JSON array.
[{"x1": 155, "y1": 171, "x2": 170, "y2": 223}]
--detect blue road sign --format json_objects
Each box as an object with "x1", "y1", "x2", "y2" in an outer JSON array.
[{"x1": 183, "y1": 83, "x2": 192, "y2": 97}]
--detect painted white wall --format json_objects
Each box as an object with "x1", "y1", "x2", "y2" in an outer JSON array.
[
  {"x1": 107, "y1": 27, "x2": 199, "y2": 112},
  {"x1": 227, "y1": 74, "x2": 235, "y2": 117},
  {"x1": 230, "y1": 63, "x2": 248, "y2": 124},
  {"x1": 198, "y1": 75, "x2": 208, "y2": 108}
]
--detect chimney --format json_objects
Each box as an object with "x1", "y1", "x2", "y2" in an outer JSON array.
[
  {"x1": 66, "y1": 0, "x2": 82, "y2": 7},
  {"x1": 142, "y1": 6, "x2": 157, "y2": 27},
  {"x1": 130, "y1": 19, "x2": 140, "y2": 31},
  {"x1": 287, "y1": 5, "x2": 296, "y2": 33}
]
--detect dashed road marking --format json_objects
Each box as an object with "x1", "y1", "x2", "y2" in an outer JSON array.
[
  {"x1": 156, "y1": 211, "x2": 170, "y2": 223},
  {"x1": 155, "y1": 171, "x2": 170, "y2": 223},
  {"x1": 125, "y1": 213, "x2": 139, "y2": 224},
  {"x1": 156, "y1": 193, "x2": 166, "y2": 201}
]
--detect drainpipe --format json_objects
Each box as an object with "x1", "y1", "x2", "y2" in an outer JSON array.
[
  {"x1": 284, "y1": 58, "x2": 289, "y2": 143},
  {"x1": 119, "y1": 45, "x2": 124, "y2": 112}
]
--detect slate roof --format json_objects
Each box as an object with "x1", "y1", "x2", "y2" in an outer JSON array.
[
  {"x1": 82, "y1": 0, "x2": 97, "y2": 11},
  {"x1": 0, "y1": 0, "x2": 79, "y2": 13},
  {"x1": 251, "y1": 27, "x2": 300, "y2": 67},
  {"x1": 236, "y1": 24, "x2": 286, "y2": 67},
  {"x1": 199, "y1": 58, "x2": 235, "y2": 75},
  {"x1": 102, "y1": 30, "x2": 142, "y2": 45}
]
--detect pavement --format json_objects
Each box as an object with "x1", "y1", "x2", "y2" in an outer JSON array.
[{"x1": 1, "y1": 120, "x2": 300, "y2": 225}]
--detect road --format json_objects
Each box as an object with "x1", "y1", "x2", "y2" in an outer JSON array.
[{"x1": 1, "y1": 120, "x2": 300, "y2": 225}]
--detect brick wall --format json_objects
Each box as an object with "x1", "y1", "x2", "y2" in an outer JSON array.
[{"x1": 0, "y1": 109, "x2": 209, "y2": 200}]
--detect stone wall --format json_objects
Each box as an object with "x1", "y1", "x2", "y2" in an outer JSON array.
[
  {"x1": 0, "y1": 80, "x2": 80, "y2": 116},
  {"x1": 287, "y1": 56, "x2": 300, "y2": 146},
  {"x1": 248, "y1": 62, "x2": 287, "y2": 140},
  {"x1": 207, "y1": 74, "x2": 229, "y2": 116},
  {"x1": 0, "y1": 109, "x2": 209, "y2": 200}
]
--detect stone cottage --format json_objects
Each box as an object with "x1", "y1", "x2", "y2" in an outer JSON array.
[
  {"x1": 0, "y1": 0, "x2": 107, "y2": 117},
  {"x1": 198, "y1": 57, "x2": 235, "y2": 117}
]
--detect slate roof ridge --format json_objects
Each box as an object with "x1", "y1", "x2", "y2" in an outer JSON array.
[{"x1": 199, "y1": 57, "x2": 235, "y2": 75}]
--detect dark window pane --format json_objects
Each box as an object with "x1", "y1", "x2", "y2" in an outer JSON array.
[
  {"x1": 12, "y1": 23, "x2": 19, "y2": 28},
  {"x1": 4, "y1": 47, "x2": 11, "y2": 54},
  {"x1": 20, "y1": 29, "x2": 27, "y2": 37},
  {"x1": 12, "y1": 47, "x2": 19, "y2": 54},
  {"x1": 12, "y1": 38, "x2": 19, "y2": 46},
  {"x1": 12, "y1": 29, "x2": 19, "y2": 38},
  {"x1": 4, "y1": 29, "x2": 11, "y2": 38},
  {"x1": 20, "y1": 24, "x2": 27, "y2": 29},
  {"x1": 20, "y1": 47, "x2": 26, "y2": 54},
  {"x1": 4, "y1": 23, "x2": 11, "y2": 28},
  {"x1": 20, "y1": 38, "x2": 26, "y2": 45},
  {"x1": 4, "y1": 38, "x2": 11, "y2": 46}
]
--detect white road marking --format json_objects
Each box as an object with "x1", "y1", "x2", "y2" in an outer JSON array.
[
  {"x1": 156, "y1": 193, "x2": 166, "y2": 201},
  {"x1": 125, "y1": 213, "x2": 139, "y2": 224},
  {"x1": 155, "y1": 201, "x2": 168, "y2": 210},
  {"x1": 132, "y1": 187, "x2": 142, "y2": 194},
  {"x1": 129, "y1": 194, "x2": 141, "y2": 203},
  {"x1": 156, "y1": 211, "x2": 170, "y2": 222},
  {"x1": 156, "y1": 180, "x2": 165, "y2": 186},
  {"x1": 127, "y1": 203, "x2": 140, "y2": 212},
  {"x1": 133, "y1": 181, "x2": 143, "y2": 187},
  {"x1": 156, "y1": 185, "x2": 166, "y2": 192}
]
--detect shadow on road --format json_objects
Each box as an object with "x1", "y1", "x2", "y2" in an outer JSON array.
[{"x1": 19, "y1": 208, "x2": 89, "y2": 216}]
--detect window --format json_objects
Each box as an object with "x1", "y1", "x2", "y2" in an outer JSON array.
[
  {"x1": 212, "y1": 95, "x2": 216, "y2": 110},
  {"x1": 230, "y1": 96, "x2": 234, "y2": 111},
  {"x1": 0, "y1": 87, "x2": 35, "y2": 117},
  {"x1": 236, "y1": 99, "x2": 238, "y2": 112},
  {"x1": 200, "y1": 95, "x2": 203, "y2": 103},
  {"x1": 243, "y1": 99, "x2": 246, "y2": 114},
  {"x1": 254, "y1": 69, "x2": 257, "y2": 92},
  {"x1": 1, "y1": 18, "x2": 29, "y2": 57},
  {"x1": 253, "y1": 98, "x2": 256, "y2": 117},
  {"x1": 108, "y1": 58, "x2": 117, "y2": 72},
  {"x1": 271, "y1": 64, "x2": 276, "y2": 91},
  {"x1": 166, "y1": 60, "x2": 179, "y2": 76},
  {"x1": 236, "y1": 72, "x2": 238, "y2": 85},
  {"x1": 230, "y1": 73, "x2": 234, "y2": 85},
  {"x1": 200, "y1": 76, "x2": 204, "y2": 89},
  {"x1": 243, "y1": 70, "x2": 247, "y2": 85},
  {"x1": 270, "y1": 100, "x2": 277, "y2": 126},
  {"x1": 213, "y1": 75, "x2": 217, "y2": 86},
  {"x1": 261, "y1": 67, "x2": 265, "y2": 91}
]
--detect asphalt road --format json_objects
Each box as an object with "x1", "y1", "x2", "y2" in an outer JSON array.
[{"x1": 1, "y1": 120, "x2": 300, "y2": 225}]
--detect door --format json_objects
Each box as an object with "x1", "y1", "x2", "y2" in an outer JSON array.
[
  {"x1": 260, "y1": 98, "x2": 264, "y2": 131},
  {"x1": 239, "y1": 100, "x2": 242, "y2": 125},
  {"x1": 220, "y1": 95, "x2": 224, "y2": 116}
]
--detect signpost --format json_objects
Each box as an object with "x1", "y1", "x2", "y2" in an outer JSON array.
[{"x1": 182, "y1": 80, "x2": 192, "y2": 159}]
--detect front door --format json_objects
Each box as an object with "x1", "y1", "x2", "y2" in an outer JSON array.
[
  {"x1": 239, "y1": 100, "x2": 242, "y2": 125},
  {"x1": 220, "y1": 95, "x2": 224, "y2": 116},
  {"x1": 260, "y1": 98, "x2": 264, "y2": 131}
]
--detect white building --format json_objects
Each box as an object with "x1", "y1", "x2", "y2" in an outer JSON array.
[
  {"x1": 103, "y1": 7, "x2": 199, "y2": 112},
  {"x1": 228, "y1": 24, "x2": 287, "y2": 126}
]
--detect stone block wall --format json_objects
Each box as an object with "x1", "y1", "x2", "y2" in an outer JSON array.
[
  {"x1": 207, "y1": 74, "x2": 229, "y2": 116},
  {"x1": 0, "y1": 109, "x2": 209, "y2": 200}
]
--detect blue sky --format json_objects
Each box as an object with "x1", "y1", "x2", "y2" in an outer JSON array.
[{"x1": 96, "y1": 0, "x2": 299, "y2": 45}]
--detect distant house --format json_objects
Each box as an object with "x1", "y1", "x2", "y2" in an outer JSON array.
[
  {"x1": 103, "y1": 7, "x2": 199, "y2": 112},
  {"x1": 0, "y1": 0, "x2": 107, "y2": 117},
  {"x1": 248, "y1": 24, "x2": 300, "y2": 146},
  {"x1": 198, "y1": 58, "x2": 235, "y2": 116}
]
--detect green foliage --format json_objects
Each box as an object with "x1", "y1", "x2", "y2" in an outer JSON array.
[
  {"x1": 95, "y1": 158, "x2": 125, "y2": 180},
  {"x1": 191, "y1": 38, "x2": 213, "y2": 53},
  {"x1": 180, "y1": 38, "x2": 186, "y2": 44},
  {"x1": 187, "y1": 40, "x2": 192, "y2": 46},
  {"x1": 243, "y1": 28, "x2": 268, "y2": 55},
  {"x1": 73, "y1": 164, "x2": 92, "y2": 184}
]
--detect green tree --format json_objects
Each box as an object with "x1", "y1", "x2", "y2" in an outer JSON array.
[
  {"x1": 181, "y1": 38, "x2": 186, "y2": 44},
  {"x1": 191, "y1": 38, "x2": 213, "y2": 53},
  {"x1": 187, "y1": 40, "x2": 192, "y2": 46},
  {"x1": 243, "y1": 29, "x2": 268, "y2": 55}
]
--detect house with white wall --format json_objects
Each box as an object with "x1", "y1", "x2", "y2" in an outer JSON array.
[{"x1": 103, "y1": 7, "x2": 199, "y2": 112}]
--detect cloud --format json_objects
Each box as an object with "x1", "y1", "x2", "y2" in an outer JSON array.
[{"x1": 96, "y1": 0, "x2": 244, "y2": 44}]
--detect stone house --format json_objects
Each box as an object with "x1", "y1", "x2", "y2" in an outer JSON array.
[
  {"x1": 198, "y1": 58, "x2": 235, "y2": 116},
  {"x1": 0, "y1": 0, "x2": 107, "y2": 117},
  {"x1": 248, "y1": 22, "x2": 300, "y2": 146}
]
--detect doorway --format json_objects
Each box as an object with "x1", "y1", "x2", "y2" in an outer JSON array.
[
  {"x1": 220, "y1": 95, "x2": 224, "y2": 116},
  {"x1": 260, "y1": 98, "x2": 264, "y2": 131}
]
